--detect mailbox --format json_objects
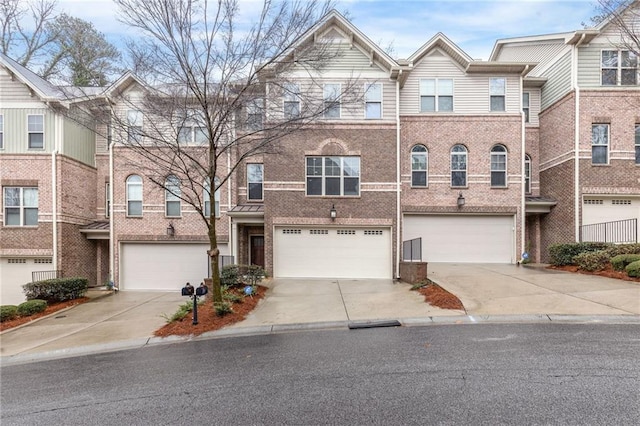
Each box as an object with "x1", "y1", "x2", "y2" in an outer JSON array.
[
  {"x1": 196, "y1": 285, "x2": 208, "y2": 297},
  {"x1": 181, "y1": 283, "x2": 194, "y2": 296}
]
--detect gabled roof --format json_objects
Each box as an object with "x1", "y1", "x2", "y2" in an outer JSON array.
[
  {"x1": 0, "y1": 51, "x2": 63, "y2": 100},
  {"x1": 275, "y1": 9, "x2": 399, "y2": 76},
  {"x1": 103, "y1": 71, "x2": 148, "y2": 97},
  {"x1": 407, "y1": 32, "x2": 473, "y2": 69},
  {"x1": 593, "y1": 0, "x2": 639, "y2": 31}
]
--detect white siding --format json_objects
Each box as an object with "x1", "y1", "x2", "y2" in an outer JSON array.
[
  {"x1": 524, "y1": 88, "x2": 541, "y2": 127},
  {"x1": 541, "y1": 51, "x2": 572, "y2": 110}
]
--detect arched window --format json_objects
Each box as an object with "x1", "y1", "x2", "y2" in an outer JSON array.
[
  {"x1": 165, "y1": 175, "x2": 181, "y2": 217},
  {"x1": 411, "y1": 145, "x2": 428, "y2": 187},
  {"x1": 204, "y1": 177, "x2": 221, "y2": 218},
  {"x1": 524, "y1": 154, "x2": 532, "y2": 194},
  {"x1": 490, "y1": 145, "x2": 507, "y2": 187},
  {"x1": 126, "y1": 175, "x2": 142, "y2": 217},
  {"x1": 450, "y1": 145, "x2": 467, "y2": 187}
]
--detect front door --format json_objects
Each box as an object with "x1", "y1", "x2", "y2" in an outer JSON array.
[{"x1": 250, "y1": 235, "x2": 265, "y2": 268}]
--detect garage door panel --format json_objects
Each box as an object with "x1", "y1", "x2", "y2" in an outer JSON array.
[
  {"x1": 403, "y1": 215, "x2": 514, "y2": 263},
  {"x1": 121, "y1": 243, "x2": 227, "y2": 291},
  {"x1": 274, "y1": 228, "x2": 391, "y2": 279}
]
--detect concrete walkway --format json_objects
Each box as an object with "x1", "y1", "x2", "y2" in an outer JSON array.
[{"x1": 1, "y1": 264, "x2": 639, "y2": 365}]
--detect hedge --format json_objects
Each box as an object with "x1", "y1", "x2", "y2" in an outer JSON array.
[
  {"x1": 573, "y1": 250, "x2": 611, "y2": 272},
  {"x1": 626, "y1": 260, "x2": 640, "y2": 278},
  {"x1": 548, "y1": 242, "x2": 611, "y2": 266},
  {"x1": 17, "y1": 299, "x2": 48, "y2": 316},
  {"x1": 611, "y1": 254, "x2": 640, "y2": 271},
  {"x1": 22, "y1": 277, "x2": 88, "y2": 302},
  {"x1": 0, "y1": 305, "x2": 18, "y2": 322}
]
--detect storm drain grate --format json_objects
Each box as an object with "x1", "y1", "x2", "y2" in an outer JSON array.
[{"x1": 348, "y1": 320, "x2": 401, "y2": 330}]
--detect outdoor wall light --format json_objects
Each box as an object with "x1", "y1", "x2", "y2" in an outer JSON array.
[
  {"x1": 167, "y1": 222, "x2": 175, "y2": 236},
  {"x1": 330, "y1": 204, "x2": 337, "y2": 220},
  {"x1": 457, "y1": 192, "x2": 465, "y2": 208}
]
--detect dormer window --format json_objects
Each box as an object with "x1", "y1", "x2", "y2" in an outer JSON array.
[{"x1": 601, "y1": 50, "x2": 638, "y2": 86}]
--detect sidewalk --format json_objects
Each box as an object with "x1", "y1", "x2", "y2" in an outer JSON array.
[{"x1": 1, "y1": 265, "x2": 639, "y2": 365}]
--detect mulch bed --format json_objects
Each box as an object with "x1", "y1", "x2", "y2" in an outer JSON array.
[
  {"x1": 0, "y1": 297, "x2": 90, "y2": 332},
  {"x1": 548, "y1": 264, "x2": 640, "y2": 283},
  {"x1": 154, "y1": 285, "x2": 267, "y2": 338},
  {"x1": 415, "y1": 282, "x2": 465, "y2": 310}
]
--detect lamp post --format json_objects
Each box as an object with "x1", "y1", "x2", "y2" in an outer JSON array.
[{"x1": 457, "y1": 192, "x2": 465, "y2": 208}]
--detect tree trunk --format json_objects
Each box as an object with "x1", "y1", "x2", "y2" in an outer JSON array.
[{"x1": 208, "y1": 220, "x2": 223, "y2": 304}]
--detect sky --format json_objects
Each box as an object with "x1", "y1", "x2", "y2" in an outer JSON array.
[{"x1": 56, "y1": 0, "x2": 600, "y2": 61}]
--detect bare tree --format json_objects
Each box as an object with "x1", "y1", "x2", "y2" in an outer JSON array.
[
  {"x1": 103, "y1": 0, "x2": 364, "y2": 304},
  {"x1": 590, "y1": 0, "x2": 639, "y2": 55}
]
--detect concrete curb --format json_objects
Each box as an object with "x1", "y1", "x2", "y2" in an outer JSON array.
[{"x1": 3, "y1": 314, "x2": 640, "y2": 367}]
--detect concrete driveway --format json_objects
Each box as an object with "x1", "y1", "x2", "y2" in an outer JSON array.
[{"x1": 428, "y1": 263, "x2": 640, "y2": 316}]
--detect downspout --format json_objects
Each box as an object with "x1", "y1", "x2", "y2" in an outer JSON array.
[
  {"x1": 51, "y1": 150, "x2": 58, "y2": 269},
  {"x1": 109, "y1": 141, "x2": 116, "y2": 289},
  {"x1": 573, "y1": 35, "x2": 586, "y2": 242},
  {"x1": 395, "y1": 75, "x2": 401, "y2": 279},
  {"x1": 520, "y1": 66, "x2": 528, "y2": 262}
]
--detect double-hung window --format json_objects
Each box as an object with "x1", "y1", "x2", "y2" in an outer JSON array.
[
  {"x1": 490, "y1": 78, "x2": 506, "y2": 112},
  {"x1": 524, "y1": 154, "x2": 532, "y2": 194},
  {"x1": 3, "y1": 187, "x2": 38, "y2": 226},
  {"x1": 411, "y1": 145, "x2": 428, "y2": 187},
  {"x1": 283, "y1": 83, "x2": 300, "y2": 119},
  {"x1": 165, "y1": 175, "x2": 181, "y2": 217},
  {"x1": 126, "y1": 175, "x2": 143, "y2": 216},
  {"x1": 306, "y1": 156, "x2": 360, "y2": 196},
  {"x1": 490, "y1": 145, "x2": 507, "y2": 187},
  {"x1": 177, "y1": 109, "x2": 207, "y2": 145},
  {"x1": 601, "y1": 50, "x2": 638, "y2": 86},
  {"x1": 522, "y1": 92, "x2": 530, "y2": 123},
  {"x1": 364, "y1": 83, "x2": 382, "y2": 119},
  {"x1": 323, "y1": 84, "x2": 341, "y2": 119},
  {"x1": 635, "y1": 124, "x2": 640, "y2": 165},
  {"x1": 420, "y1": 79, "x2": 453, "y2": 112},
  {"x1": 204, "y1": 177, "x2": 220, "y2": 218},
  {"x1": 105, "y1": 183, "x2": 110, "y2": 218},
  {"x1": 127, "y1": 110, "x2": 143, "y2": 143},
  {"x1": 28, "y1": 115, "x2": 44, "y2": 149},
  {"x1": 591, "y1": 124, "x2": 609, "y2": 165},
  {"x1": 247, "y1": 99, "x2": 263, "y2": 130},
  {"x1": 247, "y1": 164, "x2": 263, "y2": 201},
  {"x1": 450, "y1": 145, "x2": 467, "y2": 187},
  {"x1": 0, "y1": 115, "x2": 4, "y2": 149}
]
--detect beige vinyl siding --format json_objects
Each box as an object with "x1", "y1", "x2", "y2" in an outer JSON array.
[
  {"x1": 62, "y1": 116, "x2": 96, "y2": 166},
  {"x1": 0, "y1": 68, "x2": 33, "y2": 101},
  {"x1": 575, "y1": 43, "x2": 632, "y2": 88},
  {"x1": 540, "y1": 51, "x2": 572, "y2": 110},
  {"x1": 525, "y1": 88, "x2": 541, "y2": 127},
  {"x1": 289, "y1": 42, "x2": 390, "y2": 79},
  {"x1": 0, "y1": 109, "x2": 55, "y2": 153},
  {"x1": 495, "y1": 42, "x2": 569, "y2": 77}
]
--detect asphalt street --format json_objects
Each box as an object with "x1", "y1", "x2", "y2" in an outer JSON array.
[{"x1": 2, "y1": 323, "x2": 639, "y2": 425}]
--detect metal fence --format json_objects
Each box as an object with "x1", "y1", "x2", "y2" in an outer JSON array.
[
  {"x1": 32, "y1": 270, "x2": 63, "y2": 282},
  {"x1": 580, "y1": 218, "x2": 638, "y2": 244},
  {"x1": 402, "y1": 237, "x2": 422, "y2": 262}
]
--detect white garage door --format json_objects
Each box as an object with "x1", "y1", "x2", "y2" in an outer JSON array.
[
  {"x1": 582, "y1": 196, "x2": 639, "y2": 242},
  {"x1": 403, "y1": 215, "x2": 514, "y2": 263},
  {"x1": 120, "y1": 243, "x2": 227, "y2": 291},
  {"x1": 273, "y1": 227, "x2": 392, "y2": 279},
  {"x1": 0, "y1": 257, "x2": 55, "y2": 305}
]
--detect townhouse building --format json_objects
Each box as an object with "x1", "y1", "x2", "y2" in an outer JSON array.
[{"x1": 2, "y1": 5, "x2": 638, "y2": 303}]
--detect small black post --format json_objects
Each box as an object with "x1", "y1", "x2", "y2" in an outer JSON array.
[{"x1": 192, "y1": 295, "x2": 198, "y2": 325}]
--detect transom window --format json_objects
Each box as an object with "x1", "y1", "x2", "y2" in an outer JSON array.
[
  {"x1": 450, "y1": 145, "x2": 467, "y2": 187},
  {"x1": 524, "y1": 154, "x2": 532, "y2": 194},
  {"x1": 165, "y1": 175, "x2": 181, "y2": 217},
  {"x1": 601, "y1": 50, "x2": 638, "y2": 86},
  {"x1": 420, "y1": 79, "x2": 453, "y2": 112},
  {"x1": 522, "y1": 92, "x2": 530, "y2": 123},
  {"x1": 365, "y1": 83, "x2": 382, "y2": 119},
  {"x1": 490, "y1": 145, "x2": 507, "y2": 187},
  {"x1": 323, "y1": 84, "x2": 341, "y2": 119},
  {"x1": 177, "y1": 109, "x2": 207, "y2": 144},
  {"x1": 490, "y1": 78, "x2": 506, "y2": 112},
  {"x1": 247, "y1": 164, "x2": 264, "y2": 201},
  {"x1": 127, "y1": 110, "x2": 143, "y2": 143},
  {"x1": 3, "y1": 187, "x2": 38, "y2": 226},
  {"x1": 635, "y1": 124, "x2": 640, "y2": 165},
  {"x1": 204, "y1": 177, "x2": 221, "y2": 218},
  {"x1": 283, "y1": 83, "x2": 301, "y2": 119},
  {"x1": 591, "y1": 124, "x2": 609, "y2": 165},
  {"x1": 27, "y1": 114, "x2": 44, "y2": 149},
  {"x1": 411, "y1": 145, "x2": 428, "y2": 187},
  {"x1": 126, "y1": 175, "x2": 143, "y2": 216},
  {"x1": 306, "y1": 156, "x2": 360, "y2": 196}
]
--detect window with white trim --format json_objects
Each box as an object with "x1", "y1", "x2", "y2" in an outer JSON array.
[
  {"x1": 0, "y1": 114, "x2": 4, "y2": 149},
  {"x1": 127, "y1": 110, "x2": 143, "y2": 143},
  {"x1": 247, "y1": 98, "x2": 263, "y2": 130},
  {"x1": 490, "y1": 145, "x2": 507, "y2": 187},
  {"x1": 323, "y1": 83, "x2": 341, "y2": 119},
  {"x1": 635, "y1": 124, "x2": 640, "y2": 165},
  {"x1": 451, "y1": 145, "x2": 467, "y2": 187},
  {"x1": 247, "y1": 164, "x2": 263, "y2": 201},
  {"x1": 203, "y1": 177, "x2": 220, "y2": 218},
  {"x1": 177, "y1": 109, "x2": 207, "y2": 145},
  {"x1": 601, "y1": 50, "x2": 638, "y2": 86},
  {"x1": 524, "y1": 154, "x2": 531, "y2": 194},
  {"x1": 28, "y1": 114, "x2": 44, "y2": 149},
  {"x1": 591, "y1": 124, "x2": 609, "y2": 165},
  {"x1": 283, "y1": 83, "x2": 300, "y2": 119},
  {"x1": 420, "y1": 79, "x2": 453, "y2": 112},
  {"x1": 364, "y1": 83, "x2": 382, "y2": 119},
  {"x1": 105, "y1": 182, "x2": 110, "y2": 218},
  {"x1": 522, "y1": 92, "x2": 530, "y2": 123},
  {"x1": 165, "y1": 175, "x2": 181, "y2": 217},
  {"x1": 3, "y1": 187, "x2": 38, "y2": 226},
  {"x1": 126, "y1": 175, "x2": 143, "y2": 216},
  {"x1": 306, "y1": 156, "x2": 360, "y2": 196},
  {"x1": 411, "y1": 145, "x2": 428, "y2": 187},
  {"x1": 490, "y1": 78, "x2": 506, "y2": 112}
]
